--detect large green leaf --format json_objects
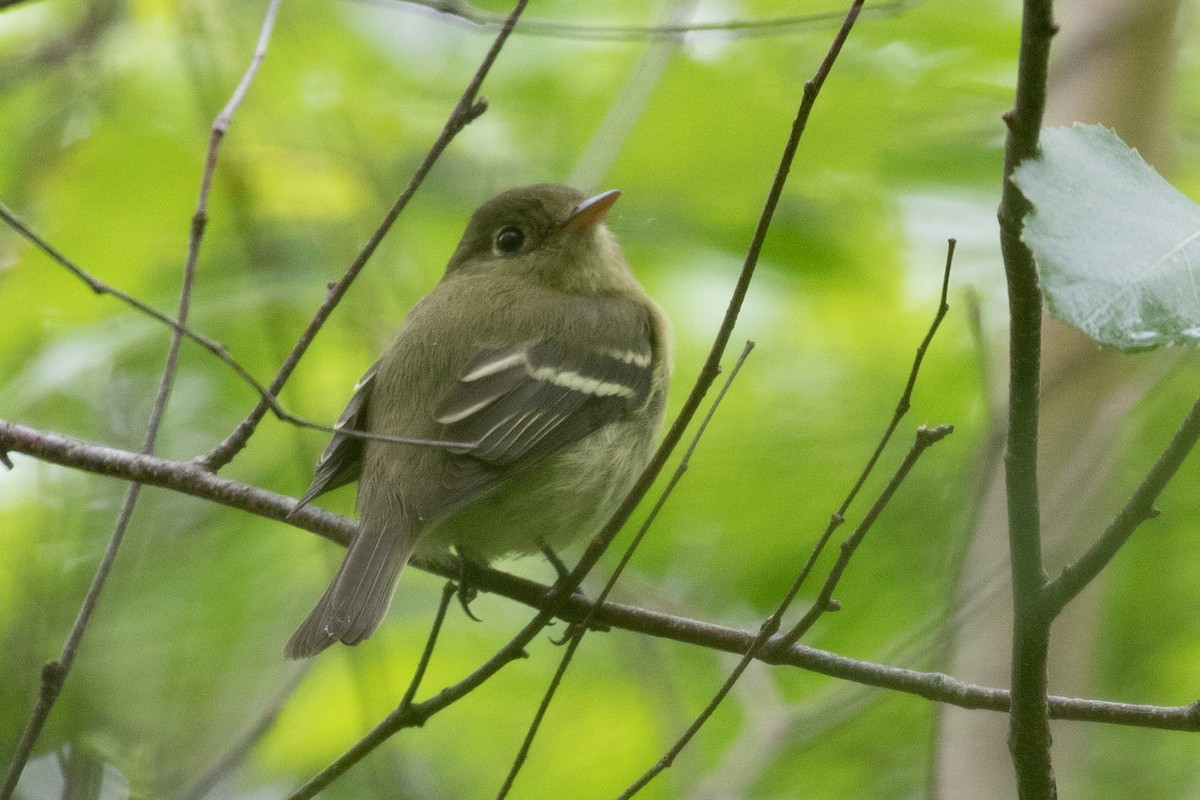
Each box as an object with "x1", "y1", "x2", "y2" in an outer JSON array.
[{"x1": 1013, "y1": 123, "x2": 1200, "y2": 350}]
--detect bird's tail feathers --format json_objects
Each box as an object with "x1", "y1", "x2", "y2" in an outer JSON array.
[{"x1": 284, "y1": 522, "x2": 415, "y2": 659}]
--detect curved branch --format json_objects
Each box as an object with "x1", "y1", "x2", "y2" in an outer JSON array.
[{"x1": 389, "y1": 0, "x2": 920, "y2": 42}]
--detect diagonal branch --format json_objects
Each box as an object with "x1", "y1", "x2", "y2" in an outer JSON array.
[
  {"x1": 0, "y1": 2, "x2": 285, "y2": 795},
  {"x1": 775, "y1": 238, "x2": 955, "y2": 650},
  {"x1": 1042, "y1": 391, "x2": 1200, "y2": 616},
  {"x1": 198, "y1": 0, "x2": 530, "y2": 472},
  {"x1": 617, "y1": 424, "x2": 952, "y2": 800},
  {"x1": 0, "y1": 205, "x2": 472, "y2": 455},
  {"x1": 495, "y1": 341, "x2": 756, "y2": 800}
]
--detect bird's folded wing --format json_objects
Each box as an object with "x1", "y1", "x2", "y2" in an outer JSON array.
[
  {"x1": 294, "y1": 359, "x2": 379, "y2": 509},
  {"x1": 436, "y1": 338, "x2": 653, "y2": 464},
  {"x1": 425, "y1": 333, "x2": 655, "y2": 515}
]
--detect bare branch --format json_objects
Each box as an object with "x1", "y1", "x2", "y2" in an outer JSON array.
[
  {"x1": 198, "y1": 0, "x2": 529, "y2": 472},
  {"x1": 1043, "y1": 391, "x2": 1200, "y2": 615},
  {"x1": 0, "y1": 3, "x2": 285, "y2": 794},
  {"x1": 0, "y1": 205, "x2": 456, "y2": 450},
  {"x1": 997, "y1": 0, "x2": 1058, "y2": 795},
  {"x1": 495, "y1": 341, "x2": 756, "y2": 800},
  {"x1": 399, "y1": 581, "x2": 459, "y2": 710},
  {"x1": 2, "y1": 419, "x2": 1198, "y2": 736},
  {"x1": 618, "y1": 424, "x2": 951, "y2": 799},
  {"x1": 384, "y1": 0, "x2": 919, "y2": 42}
]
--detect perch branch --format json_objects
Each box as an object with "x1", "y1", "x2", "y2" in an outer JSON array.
[{"x1": 1, "y1": 420, "x2": 1198, "y2": 734}]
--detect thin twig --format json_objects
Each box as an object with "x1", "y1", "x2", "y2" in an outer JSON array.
[
  {"x1": 0, "y1": 205, "x2": 462, "y2": 453},
  {"x1": 198, "y1": 0, "x2": 530, "y2": 473},
  {"x1": 178, "y1": 664, "x2": 310, "y2": 800},
  {"x1": 284, "y1": 0, "x2": 861, "y2": 778},
  {"x1": 787, "y1": 426, "x2": 953, "y2": 642},
  {"x1": 399, "y1": 581, "x2": 459, "y2": 710},
  {"x1": 551, "y1": 0, "x2": 869, "y2": 633},
  {"x1": 1042, "y1": 391, "x2": 1200, "y2": 615},
  {"x1": 616, "y1": 424, "x2": 952, "y2": 799},
  {"x1": 0, "y1": 202, "x2": 276, "y2": 408},
  {"x1": 2, "y1": 419, "x2": 1199, "y2": 734},
  {"x1": 567, "y1": 0, "x2": 696, "y2": 189},
  {"x1": 388, "y1": 0, "x2": 919, "y2": 41},
  {"x1": 495, "y1": 342, "x2": 755, "y2": 800},
  {"x1": 285, "y1": 617, "x2": 537, "y2": 800},
  {"x1": 0, "y1": 3, "x2": 285, "y2": 795},
  {"x1": 998, "y1": 0, "x2": 1057, "y2": 796},
  {"x1": 776, "y1": 239, "x2": 955, "y2": 648}
]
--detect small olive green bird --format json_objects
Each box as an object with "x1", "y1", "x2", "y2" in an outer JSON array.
[{"x1": 285, "y1": 184, "x2": 672, "y2": 659}]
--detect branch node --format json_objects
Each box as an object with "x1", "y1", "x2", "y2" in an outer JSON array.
[
  {"x1": 467, "y1": 96, "x2": 489, "y2": 121},
  {"x1": 40, "y1": 660, "x2": 65, "y2": 692},
  {"x1": 825, "y1": 598, "x2": 841, "y2": 613},
  {"x1": 0, "y1": 450, "x2": 12, "y2": 470}
]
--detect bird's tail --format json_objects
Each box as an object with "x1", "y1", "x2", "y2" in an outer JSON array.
[{"x1": 285, "y1": 522, "x2": 415, "y2": 659}]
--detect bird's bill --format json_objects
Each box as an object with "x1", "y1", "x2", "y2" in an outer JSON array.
[{"x1": 561, "y1": 189, "x2": 621, "y2": 234}]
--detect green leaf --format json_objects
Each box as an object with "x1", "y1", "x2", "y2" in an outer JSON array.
[{"x1": 1013, "y1": 123, "x2": 1200, "y2": 350}]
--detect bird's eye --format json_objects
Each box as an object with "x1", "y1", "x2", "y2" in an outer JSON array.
[{"x1": 494, "y1": 226, "x2": 525, "y2": 255}]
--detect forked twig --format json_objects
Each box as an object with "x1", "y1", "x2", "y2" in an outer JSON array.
[
  {"x1": 616, "y1": 423, "x2": 952, "y2": 799},
  {"x1": 776, "y1": 238, "x2": 954, "y2": 648},
  {"x1": 0, "y1": 205, "x2": 472, "y2": 455},
  {"x1": 608, "y1": 238, "x2": 956, "y2": 797}
]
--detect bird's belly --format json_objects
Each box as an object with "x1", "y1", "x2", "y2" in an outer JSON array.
[{"x1": 414, "y1": 421, "x2": 650, "y2": 564}]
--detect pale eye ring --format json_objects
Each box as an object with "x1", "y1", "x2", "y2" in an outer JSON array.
[{"x1": 494, "y1": 226, "x2": 525, "y2": 255}]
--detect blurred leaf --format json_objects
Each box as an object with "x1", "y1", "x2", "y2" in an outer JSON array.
[{"x1": 1013, "y1": 124, "x2": 1200, "y2": 350}]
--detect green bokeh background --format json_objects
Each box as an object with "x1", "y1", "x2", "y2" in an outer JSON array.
[{"x1": 2, "y1": 1, "x2": 1199, "y2": 798}]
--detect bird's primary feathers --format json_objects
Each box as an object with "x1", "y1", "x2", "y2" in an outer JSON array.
[{"x1": 285, "y1": 184, "x2": 671, "y2": 659}]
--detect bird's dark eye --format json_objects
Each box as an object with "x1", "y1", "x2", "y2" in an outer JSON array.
[{"x1": 495, "y1": 226, "x2": 525, "y2": 255}]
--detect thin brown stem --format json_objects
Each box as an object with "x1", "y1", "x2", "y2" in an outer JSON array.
[
  {"x1": 2, "y1": 419, "x2": 1199, "y2": 735},
  {"x1": 494, "y1": 341, "x2": 755, "y2": 800},
  {"x1": 399, "y1": 581, "x2": 459, "y2": 710},
  {"x1": 0, "y1": 3, "x2": 284, "y2": 794},
  {"x1": 618, "y1": 425, "x2": 951, "y2": 799},
  {"x1": 1043, "y1": 391, "x2": 1200, "y2": 616},
  {"x1": 199, "y1": 0, "x2": 529, "y2": 473},
  {"x1": 774, "y1": 240, "x2": 955, "y2": 649}
]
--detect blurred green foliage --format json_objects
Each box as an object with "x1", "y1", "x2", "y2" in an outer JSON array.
[{"x1": 1, "y1": 1, "x2": 1199, "y2": 798}]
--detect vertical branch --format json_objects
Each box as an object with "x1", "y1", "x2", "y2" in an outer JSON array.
[
  {"x1": 998, "y1": 0, "x2": 1057, "y2": 797},
  {"x1": 0, "y1": 2, "x2": 285, "y2": 796},
  {"x1": 198, "y1": 0, "x2": 530, "y2": 472}
]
